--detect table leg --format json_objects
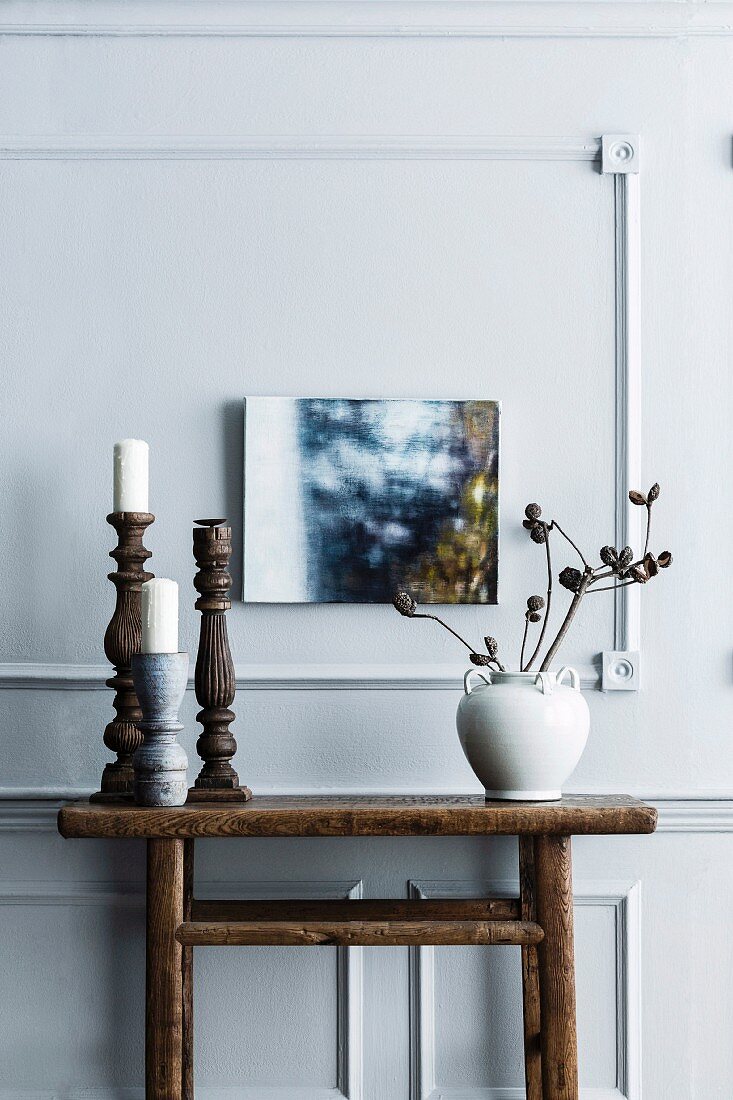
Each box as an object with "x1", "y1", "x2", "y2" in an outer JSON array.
[
  {"x1": 182, "y1": 839, "x2": 194, "y2": 1100},
  {"x1": 534, "y1": 835, "x2": 579, "y2": 1100},
  {"x1": 146, "y1": 839, "x2": 185, "y2": 1100},
  {"x1": 519, "y1": 836, "x2": 543, "y2": 1100}
]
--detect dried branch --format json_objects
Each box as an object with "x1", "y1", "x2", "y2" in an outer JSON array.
[
  {"x1": 392, "y1": 591, "x2": 507, "y2": 670},
  {"x1": 586, "y1": 579, "x2": 638, "y2": 594},
  {"x1": 589, "y1": 560, "x2": 642, "y2": 585},
  {"x1": 392, "y1": 481, "x2": 670, "y2": 675},
  {"x1": 548, "y1": 521, "x2": 589, "y2": 568},
  {"x1": 523, "y1": 531, "x2": 552, "y2": 671},
  {"x1": 519, "y1": 599, "x2": 544, "y2": 670},
  {"x1": 519, "y1": 617, "x2": 530, "y2": 671},
  {"x1": 413, "y1": 613, "x2": 475, "y2": 653},
  {"x1": 471, "y1": 652, "x2": 507, "y2": 673},
  {"x1": 630, "y1": 483, "x2": 659, "y2": 558},
  {"x1": 481, "y1": 636, "x2": 506, "y2": 673},
  {"x1": 392, "y1": 591, "x2": 474, "y2": 652},
  {"x1": 539, "y1": 567, "x2": 593, "y2": 671},
  {"x1": 643, "y1": 507, "x2": 652, "y2": 558}
]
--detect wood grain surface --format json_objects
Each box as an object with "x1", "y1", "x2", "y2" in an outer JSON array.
[
  {"x1": 59, "y1": 794, "x2": 657, "y2": 839},
  {"x1": 535, "y1": 835, "x2": 579, "y2": 1100},
  {"x1": 182, "y1": 839, "x2": 194, "y2": 1100},
  {"x1": 191, "y1": 897, "x2": 520, "y2": 922},
  {"x1": 188, "y1": 521, "x2": 250, "y2": 800},
  {"x1": 519, "y1": 835, "x2": 543, "y2": 1100},
  {"x1": 93, "y1": 510, "x2": 154, "y2": 799},
  {"x1": 146, "y1": 839, "x2": 184, "y2": 1100},
  {"x1": 176, "y1": 918, "x2": 544, "y2": 947}
]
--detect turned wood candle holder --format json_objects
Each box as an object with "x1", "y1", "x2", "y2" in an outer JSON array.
[
  {"x1": 187, "y1": 518, "x2": 251, "y2": 802},
  {"x1": 91, "y1": 511, "x2": 154, "y2": 803}
]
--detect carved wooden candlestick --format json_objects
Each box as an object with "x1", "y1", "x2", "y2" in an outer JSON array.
[
  {"x1": 91, "y1": 511, "x2": 154, "y2": 802},
  {"x1": 187, "y1": 518, "x2": 251, "y2": 802}
]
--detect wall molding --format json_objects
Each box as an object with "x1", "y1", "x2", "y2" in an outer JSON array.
[
  {"x1": 398, "y1": 1093, "x2": 627, "y2": 1100},
  {"x1": 0, "y1": 879, "x2": 145, "y2": 906},
  {"x1": 0, "y1": 875, "x2": 361, "y2": 902},
  {"x1": 409, "y1": 878, "x2": 641, "y2": 1100},
  {"x1": 1, "y1": 795, "x2": 733, "y2": 832},
  {"x1": 650, "y1": 800, "x2": 733, "y2": 833},
  {"x1": 599, "y1": 138, "x2": 642, "y2": 691},
  {"x1": 0, "y1": 1092, "x2": 350, "y2": 1100},
  {"x1": 0, "y1": 130, "x2": 638, "y2": 685},
  {"x1": 0, "y1": 136, "x2": 601, "y2": 162},
  {"x1": 4, "y1": 1, "x2": 733, "y2": 39},
  {"x1": 612, "y1": 169, "x2": 642, "y2": 659},
  {"x1": 0, "y1": 660, "x2": 599, "y2": 692},
  {"x1": 0, "y1": 877, "x2": 363, "y2": 1100}
]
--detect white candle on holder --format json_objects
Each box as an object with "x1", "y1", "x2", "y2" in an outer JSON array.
[
  {"x1": 141, "y1": 578, "x2": 179, "y2": 654},
  {"x1": 113, "y1": 439, "x2": 149, "y2": 513}
]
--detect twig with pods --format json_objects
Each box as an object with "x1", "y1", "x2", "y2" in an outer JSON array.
[{"x1": 393, "y1": 484, "x2": 672, "y2": 673}]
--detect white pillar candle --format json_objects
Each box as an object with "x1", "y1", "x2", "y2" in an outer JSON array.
[
  {"x1": 113, "y1": 439, "x2": 149, "y2": 512},
  {"x1": 141, "y1": 578, "x2": 179, "y2": 654}
]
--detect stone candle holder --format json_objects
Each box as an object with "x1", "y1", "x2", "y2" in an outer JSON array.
[{"x1": 131, "y1": 651, "x2": 189, "y2": 807}]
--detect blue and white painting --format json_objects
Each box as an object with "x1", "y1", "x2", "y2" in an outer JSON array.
[{"x1": 243, "y1": 397, "x2": 499, "y2": 604}]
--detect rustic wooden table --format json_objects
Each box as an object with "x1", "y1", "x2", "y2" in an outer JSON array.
[{"x1": 59, "y1": 795, "x2": 656, "y2": 1100}]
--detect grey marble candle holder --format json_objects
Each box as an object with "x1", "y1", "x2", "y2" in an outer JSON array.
[{"x1": 131, "y1": 651, "x2": 189, "y2": 807}]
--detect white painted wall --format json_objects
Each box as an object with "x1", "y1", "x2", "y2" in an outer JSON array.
[{"x1": 0, "y1": 2, "x2": 731, "y2": 1096}]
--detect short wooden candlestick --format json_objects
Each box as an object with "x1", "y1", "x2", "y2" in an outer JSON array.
[
  {"x1": 91, "y1": 511, "x2": 154, "y2": 803},
  {"x1": 187, "y1": 518, "x2": 251, "y2": 802}
]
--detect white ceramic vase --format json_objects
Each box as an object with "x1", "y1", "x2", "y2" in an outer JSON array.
[{"x1": 456, "y1": 667, "x2": 590, "y2": 801}]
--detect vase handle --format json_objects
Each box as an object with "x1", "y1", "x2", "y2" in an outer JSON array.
[
  {"x1": 464, "y1": 668, "x2": 492, "y2": 695},
  {"x1": 534, "y1": 672, "x2": 554, "y2": 695},
  {"x1": 556, "y1": 665, "x2": 581, "y2": 691}
]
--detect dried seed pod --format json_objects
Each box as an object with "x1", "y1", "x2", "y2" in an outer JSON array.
[
  {"x1": 530, "y1": 525, "x2": 547, "y2": 544},
  {"x1": 618, "y1": 546, "x2": 634, "y2": 570},
  {"x1": 559, "y1": 566, "x2": 583, "y2": 593},
  {"x1": 525, "y1": 503, "x2": 542, "y2": 521},
  {"x1": 527, "y1": 594, "x2": 545, "y2": 612},
  {"x1": 658, "y1": 551, "x2": 673, "y2": 568},
  {"x1": 392, "y1": 591, "x2": 417, "y2": 617},
  {"x1": 644, "y1": 553, "x2": 660, "y2": 577},
  {"x1": 629, "y1": 490, "x2": 648, "y2": 506},
  {"x1": 470, "y1": 652, "x2": 493, "y2": 667},
  {"x1": 648, "y1": 483, "x2": 660, "y2": 503},
  {"x1": 630, "y1": 565, "x2": 648, "y2": 584},
  {"x1": 484, "y1": 636, "x2": 499, "y2": 658},
  {"x1": 600, "y1": 545, "x2": 619, "y2": 567},
  {"x1": 528, "y1": 611, "x2": 542, "y2": 623}
]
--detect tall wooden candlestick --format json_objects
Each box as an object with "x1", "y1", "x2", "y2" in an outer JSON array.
[
  {"x1": 91, "y1": 511, "x2": 154, "y2": 802},
  {"x1": 188, "y1": 519, "x2": 251, "y2": 802}
]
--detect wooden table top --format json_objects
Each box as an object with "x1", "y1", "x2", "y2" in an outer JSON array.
[{"x1": 58, "y1": 795, "x2": 657, "y2": 839}]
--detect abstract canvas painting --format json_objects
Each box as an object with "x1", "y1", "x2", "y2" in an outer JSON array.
[{"x1": 243, "y1": 397, "x2": 499, "y2": 604}]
